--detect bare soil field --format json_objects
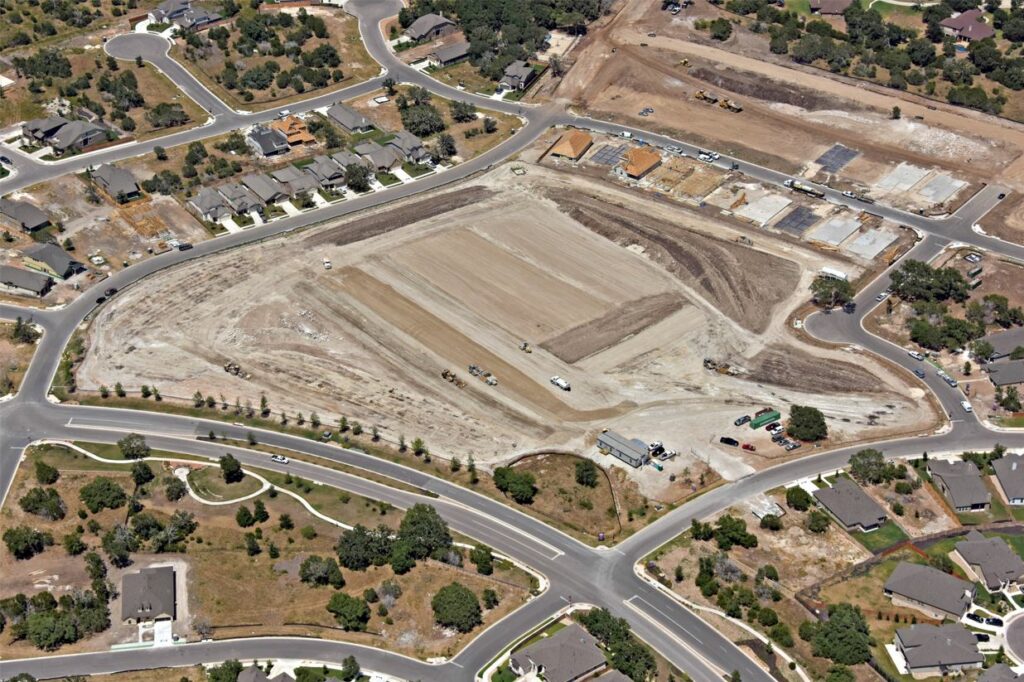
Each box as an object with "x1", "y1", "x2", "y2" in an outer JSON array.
[
  {"x1": 746, "y1": 345, "x2": 881, "y2": 393},
  {"x1": 978, "y1": 193, "x2": 1024, "y2": 246},
  {"x1": 77, "y1": 164, "x2": 936, "y2": 475}
]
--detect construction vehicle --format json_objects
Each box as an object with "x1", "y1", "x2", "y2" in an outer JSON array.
[
  {"x1": 322, "y1": 257, "x2": 332, "y2": 270},
  {"x1": 468, "y1": 364, "x2": 483, "y2": 376},
  {"x1": 440, "y1": 368, "x2": 467, "y2": 388},
  {"x1": 719, "y1": 99, "x2": 743, "y2": 112},
  {"x1": 735, "y1": 235, "x2": 753, "y2": 246},
  {"x1": 702, "y1": 357, "x2": 744, "y2": 376},
  {"x1": 677, "y1": 58, "x2": 690, "y2": 67},
  {"x1": 783, "y1": 179, "x2": 825, "y2": 199},
  {"x1": 694, "y1": 90, "x2": 719, "y2": 104},
  {"x1": 519, "y1": 341, "x2": 533, "y2": 353}
]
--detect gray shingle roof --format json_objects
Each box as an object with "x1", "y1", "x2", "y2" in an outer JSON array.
[
  {"x1": 241, "y1": 174, "x2": 288, "y2": 203},
  {"x1": 928, "y1": 459, "x2": 990, "y2": 509},
  {"x1": 23, "y1": 116, "x2": 69, "y2": 139},
  {"x1": 189, "y1": 187, "x2": 230, "y2": 221},
  {"x1": 0, "y1": 198, "x2": 50, "y2": 231},
  {"x1": 983, "y1": 327, "x2": 1024, "y2": 360},
  {"x1": 989, "y1": 360, "x2": 1024, "y2": 386},
  {"x1": 121, "y1": 566, "x2": 176, "y2": 621},
  {"x1": 597, "y1": 431, "x2": 649, "y2": 460},
  {"x1": 248, "y1": 126, "x2": 290, "y2": 156},
  {"x1": 884, "y1": 562, "x2": 974, "y2": 617},
  {"x1": 270, "y1": 165, "x2": 319, "y2": 195},
  {"x1": 501, "y1": 60, "x2": 535, "y2": 89},
  {"x1": 405, "y1": 13, "x2": 454, "y2": 40},
  {"x1": 354, "y1": 140, "x2": 401, "y2": 170},
  {"x1": 430, "y1": 41, "x2": 470, "y2": 64},
  {"x1": 994, "y1": 454, "x2": 1024, "y2": 502},
  {"x1": 896, "y1": 623, "x2": 982, "y2": 670},
  {"x1": 49, "y1": 120, "x2": 107, "y2": 151},
  {"x1": 325, "y1": 103, "x2": 372, "y2": 132},
  {"x1": 387, "y1": 130, "x2": 429, "y2": 163},
  {"x1": 218, "y1": 183, "x2": 262, "y2": 213},
  {"x1": 23, "y1": 243, "x2": 81, "y2": 279},
  {"x1": 237, "y1": 665, "x2": 295, "y2": 682},
  {"x1": 305, "y1": 155, "x2": 345, "y2": 186},
  {"x1": 93, "y1": 164, "x2": 139, "y2": 198},
  {"x1": 0, "y1": 264, "x2": 52, "y2": 295},
  {"x1": 955, "y1": 530, "x2": 1024, "y2": 589},
  {"x1": 813, "y1": 477, "x2": 887, "y2": 530},
  {"x1": 510, "y1": 623, "x2": 606, "y2": 682},
  {"x1": 331, "y1": 150, "x2": 364, "y2": 169}
]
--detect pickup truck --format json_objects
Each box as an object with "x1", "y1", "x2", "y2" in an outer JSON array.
[{"x1": 550, "y1": 376, "x2": 571, "y2": 391}]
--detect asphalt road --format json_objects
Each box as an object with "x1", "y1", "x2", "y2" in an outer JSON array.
[{"x1": 3, "y1": 2, "x2": 1024, "y2": 680}]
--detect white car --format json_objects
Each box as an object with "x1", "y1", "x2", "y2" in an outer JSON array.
[
  {"x1": 907, "y1": 350, "x2": 924, "y2": 361},
  {"x1": 550, "y1": 376, "x2": 571, "y2": 391},
  {"x1": 271, "y1": 455, "x2": 289, "y2": 464},
  {"x1": 961, "y1": 400, "x2": 973, "y2": 413}
]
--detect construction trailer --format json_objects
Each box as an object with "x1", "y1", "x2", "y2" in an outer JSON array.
[{"x1": 597, "y1": 430, "x2": 652, "y2": 468}]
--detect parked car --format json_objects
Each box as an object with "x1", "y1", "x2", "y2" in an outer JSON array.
[
  {"x1": 550, "y1": 376, "x2": 571, "y2": 391},
  {"x1": 104, "y1": 287, "x2": 117, "y2": 297},
  {"x1": 875, "y1": 291, "x2": 888, "y2": 302},
  {"x1": 976, "y1": 633, "x2": 991, "y2": 643},
  {"x1": 998, "y1": 193, "x2": 1007, "y2": 200},
  {"x1": 908, "y1": 350, "x2": 924, "y2": 361},
  {"x1": 771, "y1": 433, "x2": 785, "y2": 443},
  {"x1": 966, "y1": 613, "x2": 984, "y2": 623},
  {"x1": 734, "y1": 415, "x2": 751, "y2": 426},
  {"x1": 961, "y1": 400, "x2": 973, "y2": 413},
  {"x1": 270, "y1": 455, "x2": 289, "y2": 464},
  {"x1": 719, "y1": 436, "x2": 739, "y2": 447},
  {"x1": 785, "y1": 442, "x2": 801, "y2": 452},
  {"x1": 177, "y1": 242, "x2": 193, "y2": 251},
  {"x1": 321, "y1": 430, "x2": 333, "y2": 440},
  {"x1": 741, "y1": 443, "x2": 756, "y2": 452},
  {"x1": 913, "y1": 368, "x2": 926, "y2": 379},
  {"x1": 985, "y1": 617, "x2": 1003, "y2": 627},
  {"x1": 764, "y1": 422, "x2": 781, "y2": 431},
  {"x1": 965, "y1": 252, "x2": 982, "y2": 264}
]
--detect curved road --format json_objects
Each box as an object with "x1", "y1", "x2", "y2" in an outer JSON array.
[{"x1": 3, "y1": 1, "x2": 1024, "y2": 680}]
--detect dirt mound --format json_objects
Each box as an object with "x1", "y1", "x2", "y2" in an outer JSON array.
[
  {"x1": 541, "y1": 292, "x2": 685, "y2": 363},
  {"x1": 304, "y1": 186, "x2": 494, "y2": 247},
  {"x1": 549, "y1": 192, "x2": 800, "y2": 333},
  {"x1": 747, "y1": 345, "x2": 882, "y2": 393}
]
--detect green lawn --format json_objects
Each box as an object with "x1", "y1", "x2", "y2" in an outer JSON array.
[
  {"x1": 402, "y1": 161, "x2": 433, "y2": 177},
  {"x1": 785, "y1": 0, "x2": 811, "y2": 13},
  {"x1": 234, "y1": 212, "x2": 255, "y2": 227},
  {"x1": 318, "y1": 188, "x2": 344, "y2": 202},
  {"x1": 492, "y1": 667, "x2": 516, "y2": 682},
  {"x1": 187, "y1": 465, "x2": 262, "y2": 501},
  {"x1": 71, "y1": 440, "x2": 205, "y2": 463},
  {"x1": 376, "y1": 172, "x2": 401, "y2": 186},
  {"x1": 996, "y1": 415, "x2": 1024, "y2": 428},
  {"x1": 851, "y1": 521, "x2": 910, "y2": 553},
  {"x1": 264, "y1": 204, "x2": 286, "y2": 219}
]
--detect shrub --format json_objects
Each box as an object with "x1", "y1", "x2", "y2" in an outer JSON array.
[
  {"x1": 431, "y1": 582, "x2": 482, "y2": 632},
  {"x1": 4, "y1": 526, "x2": 53, "y2": 559},
  {"x1": 79, "y1": 478, "x2": 127, "y2": 513},
  {"x1": 34, "y1": 460, "x2": 59, "y2": 485},
  {"x1": 327, "y1": 593, "x2": 370, "y2": 631}
]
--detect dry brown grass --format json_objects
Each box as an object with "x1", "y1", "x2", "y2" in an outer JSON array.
[{"x1": 0, "y1": 322, "x2": 38, "y2": 394}]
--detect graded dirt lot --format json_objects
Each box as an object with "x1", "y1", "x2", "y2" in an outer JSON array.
[{"x1": 78, "y1": 165, "x2": 936, "y2": 474}]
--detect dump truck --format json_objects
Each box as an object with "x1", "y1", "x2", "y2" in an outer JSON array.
[
  {"x1": 783, "y1": 179, "x2": 824, "y2": 198},
  {"x1": 694, "y1": 90, "x2": 719, "y2": 104},
  {"x1": 750, "y1": 410, "x2": 781, "y2": 429},
  {"x1": 719, "y1": 99, "x2": 743, "y2": 112}
]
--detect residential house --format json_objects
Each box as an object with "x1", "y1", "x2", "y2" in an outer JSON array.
[
  {"x1": 325, "y1": 103, "x2": 374, "y2": 134},
  {"x1": 894, "y1": 624, "x2": 983, "y2": 679},
  {"x1": 22, "y1": 243, "x2": 83, "y2": 280},
  {"x1": 218, "y1": 183, "x2": 263, "y2": 215},
  {"x1": 981, "y1": 664, "x2": 1023, "y2": 682},
  {"x1": 940, "y1": 9, "x2": 995, "y2": 41},
  {"x1": 386, "y1": 131, "x2": 431, "y2": 164},
  {"x1": 596, "y1": 431, "x2": 651, "y2": 468},
  {"x1": 989, "y1": 361, "x2": 1024, "y2": 387},
  {"x1": 812, "y1": 477, "x2": 888, "y2": 532},
  {"x1": 330, "y1": 150, "x2": 365, "y2": 170},
  {"x1": 499, "y1": 60, "x2": 536, "y2": 91},
  {"x1": 0, "y1": 264, "x2": 53, "y2": 297},
  {"x1": 427, "y1": 41, "x2": 470, "y2": 68},
  {"x1": 270, "y1": 165, "x2": 320, "y2": 196},
  {"x1": 173, "y1": 6, "x2": 221, "y2": 30},
  {"x1": 241, "y1": 174, "x2": 289, "y2": 204},
  {"x1": 121, "y1": 566, "x2": 176, "y2": 623},
  {"x1": 304, "y1": 155, "x2": 346, "y2": 188},
  {"x1": 809, "y1": 0, "x2": 854, "y2": 13},
  {"x1": 148, "y1": 0, "x2": 190, "y2": 23},
  {"x1": 237, "y1": 664, "x2": 296, "y2": 682},
  {"x1": 953, "y1": 530, "x2": 1024, "y2": 590},
  {"x1": 270, "y1": 116, "x2": 316, "y2": 147},
  {"x1": 22, "y1": 116, "x2": 69, "y2": 145},
  {"x1": 883, "y1": 561, "x2": 975, "y2": 620},
  {"x1": 983, "y1": 327, "x2": 1024, "y2": 361},
  {"x1": 354, "y1": 141, "x2": 401, "y2": 171},
  {"x1": 48, "y1": 120, "x2": 107, "y2": 155},
  {"x1": 994, "y1": 454, "x2": 1024, "y2": 505},
  {"x1": 92, "y1": 164, "x2": 140, "y2": 203},
  {"x1": 247, "y1": 125, "x2": 291, "y2": 158},
  {"x1": 927, "y1": 459, "x2": 990, "y2": 512},
  {"x1": 0, "y1": 198, "x2": 51, "y2": 232},
  {"x1": 550, "y1": 130, "x2": 594, "y2": 161},
  {"x1": 616, "y1": 147, "x2": 662, "y2": 180},
  {"x1": 404, "y1": 13, "x2": 456, "y2": 41},
  {"x1": 188, "y1": 187, "x2": 232, "y2": 222},
  {"x1": 509, "y1": 623, "x2": 607, "y2": 682}
]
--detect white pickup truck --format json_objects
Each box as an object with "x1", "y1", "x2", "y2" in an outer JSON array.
[{"x1": 550, "y1": 376, "x2": 571, "y2": 391}]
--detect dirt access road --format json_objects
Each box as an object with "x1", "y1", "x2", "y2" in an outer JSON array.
[{"x1": 78, "y1": 165, "x2": 935, "y2": 475}]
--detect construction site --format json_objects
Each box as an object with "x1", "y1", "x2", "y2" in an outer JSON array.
[{"x1": 77, "y1": 164, "x2": 937, "y2": 483}]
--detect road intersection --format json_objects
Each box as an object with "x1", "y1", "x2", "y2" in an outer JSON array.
[{"x1": 2, "y1": 1, "x2": 1024, "y2": 679}]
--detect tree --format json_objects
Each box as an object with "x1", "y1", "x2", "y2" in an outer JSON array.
[
  {"x1": 19, "y1": 488, "x2": 66, "y2": 520},
  {"x1": 450, "y1": 99, "x2": 477, "y2": 122},
  {"x1": 165, "y1": 478, "x2": 187, "y2": 502},
  {"x1": 709, "y1": 17, "x2": 733, "y2": 40},
  {"x1": 326, "y1": 593, "x2": 370, "y2": 631},
  {"x1": 785, "y1": 486, "x2": 812, "y2": 511},
  {"x1": 826, "y1": 665, "x2": 856, "y2": 682},
  {"x1": 891, "y1": 105, "x2": 901, "y2": 119},
  {"x1": 714, "y1": 514, "x2": 758, "y2": 550},
  {"x1": 118, "y1": 433, "x2": 150, "y2": 460},
  {"x1": 101, "y1": 525, "x2": 138, "y2": 567},
  {"x1": 244, "y1": 532, "x2": 260, "y2": 556},
  {"x1": 299, "y1": 555, "x2": 345, "y2": 588},
  {"x1": 972, "y1": 339, "x2": 995, "y2": 362},
  {"x1": 344, "y1": 163, "x2": 371, "y2": 193},
  {"x1": 79, "y1": 478, "x2": 127, "y2": 513},
  {"x1": 253, "y1": 499, "x2": 269, "y2": 523},
  {"x1": 220, "y1": 453, "x2": 244, "y2": 483},
  {"x1": 154, "y1": 145, "x2": 167, "y2": 160},
  {"x1": 130, "y1": 461, "x2": 154, "y2": 487},
  {"x1": 34, "y1": 460, "x2": 59, "y2": 485},
  {"x1": 760, "y1": 514, "x2": 783, "y2": 531},
  {"x1": 279, "y1": 513, "x2": 294, "y2": 530},
  {"x1": 807, "y1": 510, "x2": 831, "y2": 533},
  {"x1": 431, "y1": 582, "x2": 482, "y2": 633},
  {"x1": 787, "y1": 405, "x2": 827, "y2": 441},
  {"x1": 337, "y1": 524, "x2": 393, "y2": 570},
  {"x1": 810, "y1": 276, "x2": 855, "y2": 307},
  {"x1": 435, "y1": 133, "x2": 457, "y2": 160},
  {"x1": 812, "y1": 603, "x2": 871, "y2": 664},
  {"x1": 848, "y1": 448, "x2": 887, "y2": 484},
  {"x1": 482, "y1": 588, "x2": 500, "y2": 609},
  {"x1": 575, "y1": 459, "x2": 599, "y2": 488},
  {"x1": 397, "y1": 504, "x2": 452, "y2": 560},
  {"x1": 207, "y1": 660, "x2": 243, "y2": 682},
  {"x1": 383, "y1": 77, "x2": 396, "y2": 95},
  {"x1": 340, "y1": 655, "x2": 360, "y2": 681},
  {"x1": 236, "y1": 505, "x2": 255, "y2": 527},
  {"x1": 4, "y1": 526, "x2": 53, "y2": 559},
  {"x1": 470, "y1": 543, "x2": 494, "y2": 575},
  {"x1": 493, "y1": 467, "x2": 537, "y2": 504}
]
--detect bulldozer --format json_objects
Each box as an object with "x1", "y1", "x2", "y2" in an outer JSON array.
[
  {"x1": 719, "y1": 99, "x2": 743, "y2": 113},
  {"x1": 694, "y1": 90, "x2": 719, "y2": 104}
]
